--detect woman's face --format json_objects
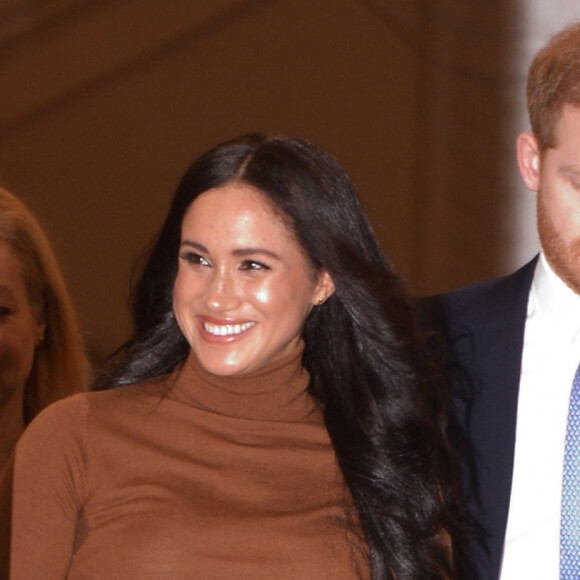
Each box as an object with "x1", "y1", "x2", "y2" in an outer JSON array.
[
  {"x1": 172, "y1": 182, "x2": 334, "y2": 376},
  {"x1": 0, "y1": 241, "x2": 44, "y2": 402}
]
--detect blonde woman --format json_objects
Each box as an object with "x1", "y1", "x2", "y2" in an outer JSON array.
[{"x1": 0, "y1": 187, "x2": 88, "y2": 470}]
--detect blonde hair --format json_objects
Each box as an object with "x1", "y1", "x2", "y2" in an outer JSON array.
[{"x1": 0, "y1": 187, "x2": 88, "y2": 423}]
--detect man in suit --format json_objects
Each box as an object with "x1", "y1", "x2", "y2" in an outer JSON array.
[{"x1": 427, "y1": 21, "x2": 580, "y2": 580}]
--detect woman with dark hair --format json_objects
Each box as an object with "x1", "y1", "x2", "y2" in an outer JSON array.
[{"x1": 9, "y1": 134, "x2": 460, "y2": 579}]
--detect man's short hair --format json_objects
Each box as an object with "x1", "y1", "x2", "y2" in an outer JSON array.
[{"x1": 527, "y1": 20, "x2": 580, "y2": 151}]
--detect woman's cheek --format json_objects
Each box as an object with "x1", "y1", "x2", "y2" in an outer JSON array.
[{"x1": 0, "y1": 329, "x2": 33, "y2": 394}]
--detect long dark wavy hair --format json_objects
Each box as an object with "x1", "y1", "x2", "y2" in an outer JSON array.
[{"x1": 95, "y1": 134, "x2": 461, "y2": 579}]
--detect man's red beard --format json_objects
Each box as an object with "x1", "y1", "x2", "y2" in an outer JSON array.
[{"x1": 538, "y1": 191, "x2": 580, "y2": 295}]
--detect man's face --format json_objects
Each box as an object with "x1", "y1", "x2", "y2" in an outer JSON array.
[{"x1": 518, "y1": 105, "x2": 580, "y2": 294}]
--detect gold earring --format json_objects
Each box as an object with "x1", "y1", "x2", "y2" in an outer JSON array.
[{"x1": 316, "y1": 297, "x2": 325, "y2": 306}]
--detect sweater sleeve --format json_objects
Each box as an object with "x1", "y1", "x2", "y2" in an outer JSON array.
[{"x1": 10, "y1": 394, "x2": 88, "y2": 580}]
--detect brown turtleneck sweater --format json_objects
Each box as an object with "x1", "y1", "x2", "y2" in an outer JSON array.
[{"x1": 9, "y1": 346, "x2": 370, "y2": 579}]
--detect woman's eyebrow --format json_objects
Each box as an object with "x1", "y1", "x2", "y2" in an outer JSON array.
[
  {"x1": 232, "y1": 248, "x2": 280, "y2": 260},
  {"x1": 180, "y1": 240, "x2": 281, "y2": 261},
  {"x1": 0, "y1": 285, "x2": 15, "y2": 299},
  {"x1": 179, "y1": 240, "x2": 207, "y2": 252}
]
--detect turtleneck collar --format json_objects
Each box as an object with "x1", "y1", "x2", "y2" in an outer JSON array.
[{"x1": 169, "y1": 342, "x2": 322, "y2": 423}]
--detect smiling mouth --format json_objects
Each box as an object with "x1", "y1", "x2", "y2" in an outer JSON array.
[{"x1": 203, "y1": 321, "x2": 255, "y2": 336}]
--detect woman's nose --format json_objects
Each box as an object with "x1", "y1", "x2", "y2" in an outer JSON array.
[{"x1": 204, "y1": 268, "x2": 241, "y2": 312}]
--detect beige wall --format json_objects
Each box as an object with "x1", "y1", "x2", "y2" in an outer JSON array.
[{"x1": 0, "y1": 1, "x2": 537, "y2": 360}]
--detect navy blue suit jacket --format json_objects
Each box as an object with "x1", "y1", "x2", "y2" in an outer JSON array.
[{"x1": 425, "y1": 258, "x2": 537, "y2": 580}]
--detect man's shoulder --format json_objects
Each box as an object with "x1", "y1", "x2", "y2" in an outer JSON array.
[
  {"x1": 429, "y1": 257, "x2": 537, "y2": 315},
  {"x1": 421, "y1": 257, "x2": 538, "y2": 341}
]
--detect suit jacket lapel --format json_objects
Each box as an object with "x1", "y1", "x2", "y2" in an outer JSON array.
[{"x1": 444, "y1": 258, "x2": 537, "y2": 579}]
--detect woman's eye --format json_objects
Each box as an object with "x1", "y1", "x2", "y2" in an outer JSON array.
[
  {"x1": 240, "y1": 259, "x2": 270, "y2": 272},
  {"x1": 180, "y1": 252, "x2": 209, "y2": 267},
  {"x1": 0, "y1": 306, "x2": 14, "y2": 318}
]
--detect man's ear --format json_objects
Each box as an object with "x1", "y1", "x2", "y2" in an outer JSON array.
[{"x1": 516, "y1": 131, "x2": 541, "y2": 191}]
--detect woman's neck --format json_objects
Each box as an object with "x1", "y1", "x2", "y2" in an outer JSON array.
[
  {"x1": 171, "y1": 343, "x2": 322, "y2": 423},
  {"x1": 0, "y1": 387, "x2": 25, "y2": 471}
]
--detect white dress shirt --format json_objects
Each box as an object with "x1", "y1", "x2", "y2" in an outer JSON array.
[{"x1": 499, "y1": 254, "x2": 580, "y2": 579}]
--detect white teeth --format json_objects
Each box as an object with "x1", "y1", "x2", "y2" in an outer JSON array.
[{"x1": 203, "y1": 321, "x2": 255, "y2": 336}]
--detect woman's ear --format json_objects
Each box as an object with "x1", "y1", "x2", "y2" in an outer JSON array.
[
  {"x1": 36, "y1": 319, "x2": 46, "y2": 347},
  {"x1": 313, "y1": 270, "x2": 335, "y2": 306},
  {"x1": 516, "y1": 131, "x2": 541, "y2": 191}
]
